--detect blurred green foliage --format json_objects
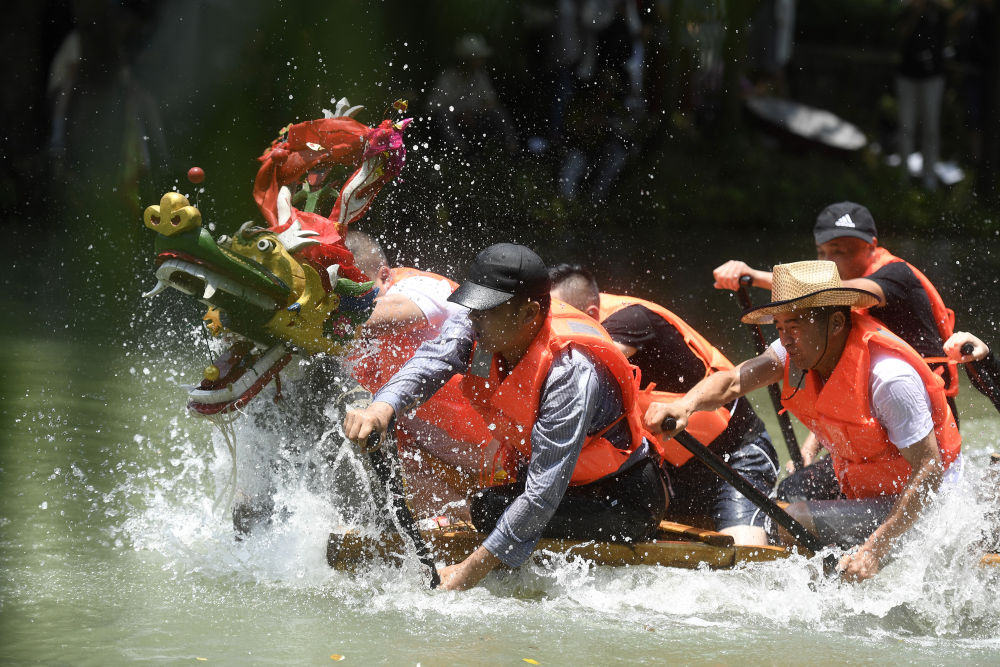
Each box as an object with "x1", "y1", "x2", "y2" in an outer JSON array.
[{"x1": 4, "y1": 0, "x2": 997, "y2": 345}]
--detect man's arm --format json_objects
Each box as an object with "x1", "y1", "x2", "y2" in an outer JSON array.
[
  {"x1": 841, "y1": 277, "x2": 886, "y2": 305},
  {"x1": 838, "y1": 430, "x2": 943, "y2": 581},
  {"x1": 644, "y1": 349, "x2": 784, "y2": 435},
  {"x1": 713, "y1": 260, "x2": 887, "y2": 306},
  {"x1": 944, "y1": 331, "x2": 991, "y2": 362},
  {"x1": 712, "y1": 260, "x2": 773, "y2": 291},
  {"x1": 343, "y1": 313, "x2": 473, "y2": 447},
  {"x1": 361, "y1": 292, "x2": 428, "y2": 333}
]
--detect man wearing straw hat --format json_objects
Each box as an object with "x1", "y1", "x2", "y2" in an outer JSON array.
[
  {"x1": 713, "y1": 202, "x2": 965, "y2": 503},
  {"x1": 647, "y1": 260, "x2": 962, "y2": 581}
]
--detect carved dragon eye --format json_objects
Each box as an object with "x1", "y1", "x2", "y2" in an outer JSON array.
[
  {"x1": 216, "y1": 235, "x2": 231, "y2": 247},
  {"x1": 256, "y1": 238, "x2": 275, "y2": 252}
]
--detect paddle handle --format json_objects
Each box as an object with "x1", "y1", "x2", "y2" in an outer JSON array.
[
  {"x1": 962, "y1": 343, "x2": 1000, "y2": 415},
  {"x1": 661, "y1": 417, "x2": 831, "y2": 560},
  {"x1": 366, "y1": 430, "x2": 384, "y2": 452},
  {"x1": 366, "y1": 424, "x2": 441, "y2": 589},
  {"x1": 736, "y1": 275, "x2": 803, "y2": 468},
  {"x1": 736, "y1": 274, "x2": 756, "y2": 310}
]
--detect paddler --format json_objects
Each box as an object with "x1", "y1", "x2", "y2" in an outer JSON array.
[
  {"x1": 646, "y1": 261, "x2": 962, "y2": 581},
  {"x1": 944, "y1": 331, "x2": 1000, "y2": 413},
  {"x1": 549, "y1": 264, "x2": 778, "y2": 546},
  {"x1": 344, "y1": 230, "x2": 490, "y2": 509},
  {"x1": 344, "y1": 243, "x2": 668, "y2": 590},
  {"x1": 713, "y1": 201, "x2": 961, "y2": 500}
]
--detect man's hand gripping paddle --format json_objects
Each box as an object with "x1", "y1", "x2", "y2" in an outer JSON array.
[
  {"x1": 661, "y1": 417, "x2": 838, "y2": 576},
  {"x1": 736, "y1": 275, "x2": 804, "y2": 468},
  {"x1": 366, "y1": 423, "x2": 441, "y2": 589}
]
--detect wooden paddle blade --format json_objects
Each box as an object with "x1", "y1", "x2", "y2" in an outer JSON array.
[{"x1": 657, "y1": 520, "x2": 735, "y2": 547}]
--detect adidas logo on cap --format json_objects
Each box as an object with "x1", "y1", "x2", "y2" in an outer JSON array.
[{"x1": 834, "y1": 214, "x2": 855, "y2": 228}]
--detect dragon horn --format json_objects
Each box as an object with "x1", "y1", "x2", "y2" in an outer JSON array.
[
  {"x1": 236, "y1": 221, "x2": 258, "y2": 239},
  {"x1": 277, "y1": 186, "x2": 292, "y2": 226},
  {"x1": 275, "y1": 218, "x2": 320, "y2": 253},
  {"x1": 334, "y1": 97, "x2": 364, "y2": 118}
]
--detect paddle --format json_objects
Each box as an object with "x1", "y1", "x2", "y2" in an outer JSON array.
[
  {"x1": 736, "y1": 275, "x2": 804, "y2": 468},
  {"x1": 366, "y1": 424, "x2": 441, "y2": 589},
  {"x1": 661, "y1": 417, "x2": 836, "y2": 573},
  {"x1": 961, "y1": 342, "x2": 1000, "y2": 414}
]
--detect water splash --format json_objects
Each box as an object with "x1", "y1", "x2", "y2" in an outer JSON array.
[{"x1": 106, "y1": 315, "x2": 1000, "y2": 643}]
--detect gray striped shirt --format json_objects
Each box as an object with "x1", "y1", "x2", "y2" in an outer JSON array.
[{"x1": 372, "y1": 312, "x2": 628, "y2": 567}]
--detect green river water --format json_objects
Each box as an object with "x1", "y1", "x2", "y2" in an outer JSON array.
[{"x1": 3, "y1": 229, "x2": 1000, "y2": 665}]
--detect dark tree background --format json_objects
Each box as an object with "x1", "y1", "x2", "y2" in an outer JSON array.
[{"x1": 3, "y1": 0, "x2": 998, "y2": 342}]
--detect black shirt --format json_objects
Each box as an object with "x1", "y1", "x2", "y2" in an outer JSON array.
[
  {"x1": 602, "y1": 304, "x2": 765, "y2": 455},
  {"x1": 866, "y1": 262, "x2": 946, "y2": 359}
]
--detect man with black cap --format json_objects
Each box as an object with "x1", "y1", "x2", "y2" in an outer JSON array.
[
  {"x1": 713, "y1": 201, "x2": 960, "y2": 499},
  {"x1": 648, "y1": 260, "x2": 962, "y2": 581},
  {"x1": 343, "y1": 243, "x2": 668, "y2": 590}
]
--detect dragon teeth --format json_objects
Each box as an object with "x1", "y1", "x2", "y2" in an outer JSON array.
[{"x1": 142, "y1": 280, "x2": 169, "y2": 298}]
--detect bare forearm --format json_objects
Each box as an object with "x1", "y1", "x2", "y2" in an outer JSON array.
[
  {"x1": 747, "y1": 268, "x2": 773, "y2": 289},
  {"x1": 362, "y1": 294, "x2": 427, "y2": 332},
  {"x1": 677, "y1": 369, "x2": 742, "y2": 414},
  {"x1": 646, "y1": 351, "x2": 781, "y2": 434}
]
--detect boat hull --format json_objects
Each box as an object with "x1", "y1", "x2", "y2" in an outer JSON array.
[{"x1": 327, "y1": 520, "x2": 793, "y2": 571}]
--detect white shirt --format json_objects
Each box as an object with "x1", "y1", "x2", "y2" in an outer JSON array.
[
  {"x1": 386, "y1": 274, "x2": 468, "y2": 330},
  {"x1": 769, "y1": 339, "x2": 933, "y2": 448}
]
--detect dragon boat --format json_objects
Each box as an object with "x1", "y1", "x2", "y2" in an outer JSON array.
[
  {"x1": 141, "y1": 97, "x2": 1000, "y2": 578},
  {"x1": 327, "y1": 519, "x2": 795, "y2": 572}
]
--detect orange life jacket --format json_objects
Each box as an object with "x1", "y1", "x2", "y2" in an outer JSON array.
[
  {"x1": 861, "y1": 246, "x2": 958, "y2": 396},
  {"x1": 599, "y1": 293, "x2": 735, "y2": 466},
  {"x1": 350, "y1": 267, "x2": 490, "y2": 445},
  {"x1": 460, "y1": 300, "x2": 661, "y2": 487},
  {"x1": 781, "y1": 313, "x2": 961, "y2": 499}
]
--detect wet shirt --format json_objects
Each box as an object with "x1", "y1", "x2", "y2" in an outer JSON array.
[
  {"x1": 372, "y1": 312, "x2": 630, "y2": 568},
  {"x1": 385, "y1": 274, "x2": 467, "y2": 330},
  {"x1": 601, "y1": 304, "x2": 765, "y2": 455},
  {"x1": 601, "y1": 304, "x2": 705, "y2": 393},
  {"x1": 866, "y1": 262, "x2": 946, "y2": 360}
]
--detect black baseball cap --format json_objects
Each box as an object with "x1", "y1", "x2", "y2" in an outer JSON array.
[
  {"x1": 813, "y1": 201, "x2": 878, "y2": 245},
  {"x1": 448, "y1": 243, "x2": 551, "y2": 311}
]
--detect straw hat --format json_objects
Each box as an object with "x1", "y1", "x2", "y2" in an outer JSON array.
[{"x1": 741, "y1": 260, "x2": 880, "y2": 325}]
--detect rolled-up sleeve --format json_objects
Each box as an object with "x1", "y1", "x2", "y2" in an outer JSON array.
[
  {"x1": 482, "y1": 347, "x2": 608, "y2": 567},
  {"x1": 373, "y1": 312, "x2": 474, "y2": 416}
]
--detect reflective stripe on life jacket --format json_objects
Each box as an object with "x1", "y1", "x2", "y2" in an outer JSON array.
[
  {"x1": 781, "y1": 313, "x2": 961, "y2": 499},
  {"x1": 350, "y1": 267, "x2": 490, "y2": 446},
  {"x1": 599, "y1": 293, "x2": 734, "y2": 466},
  {"x1": 861, "y1": 247, "x2": 958, "y2": 396},
  {"x1": 460, "y1": 300, "x2": 659, "y2": 487}
]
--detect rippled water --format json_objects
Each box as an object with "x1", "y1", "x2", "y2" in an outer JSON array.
[{"x1": 3, "y1": 321, "x2": 1000, "y2": 665}]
